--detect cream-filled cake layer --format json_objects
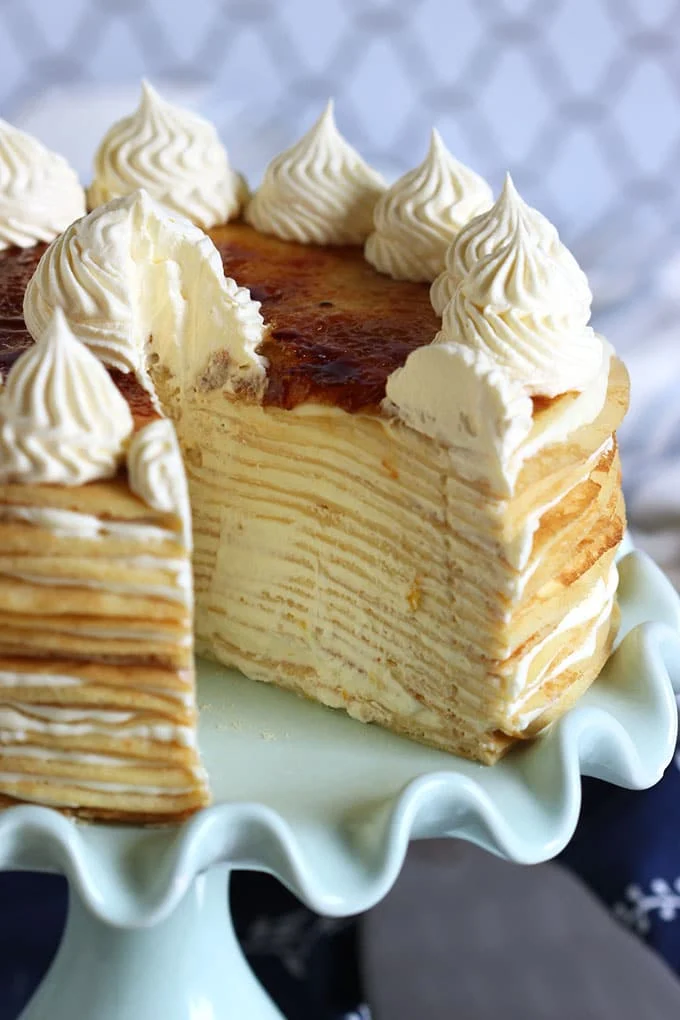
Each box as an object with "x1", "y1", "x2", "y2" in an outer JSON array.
[
  {"x1": 181, "y1": 360, "x2": 626, "y2": 764},
  {"x1": 0, "y1": 479, "x2": 208, "y2": 821}
]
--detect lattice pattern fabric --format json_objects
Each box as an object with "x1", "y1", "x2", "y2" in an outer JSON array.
[{"x1": 0, "y1": 0, "x2": 677, "y2": 262}]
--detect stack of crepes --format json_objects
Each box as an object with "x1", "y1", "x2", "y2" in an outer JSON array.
[
  {"x1": 180, "y1": 350, "x2": 626, "y2": 764},
  {"x1": 0, "y1": 311, "x2": 208, "y2": 821}
]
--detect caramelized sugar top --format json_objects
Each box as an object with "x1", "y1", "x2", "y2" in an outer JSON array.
[
  {"x1": 0, "y1": 225, "x2": 439, "y2": 417},
  {"x1": 211, "y1": 222, "x2": 439, "y2": 412},
  {"x1": 0, "y1": 245, "x2": 44, "y2": 378},
  {"x1": 109, "y1": 368, "x2": 157, "y2": 426}
]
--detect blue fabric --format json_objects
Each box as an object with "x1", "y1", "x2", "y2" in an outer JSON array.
[
  {"x1": 560, "y1": 750, "x2": 680, "y2": 965},
  {"x1": 0, "y1": 873, "x2": 66, "y2": 1019}
]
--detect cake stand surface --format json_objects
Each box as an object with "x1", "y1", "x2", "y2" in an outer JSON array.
[{"x1": 6, "y1": 547, "x2": 680, "y2": 1019}]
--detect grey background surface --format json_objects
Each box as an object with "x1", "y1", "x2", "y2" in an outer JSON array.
[{"x1": 365, "y1": 841, "x2": 680, "y2": 1019}]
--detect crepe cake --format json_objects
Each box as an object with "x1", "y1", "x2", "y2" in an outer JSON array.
[
  {"x1": 0, "y1": 89, "x2": 627, "y2": 831},
  {"x1": 189, "y1": 228, "x2": 625, "y2": 760}
]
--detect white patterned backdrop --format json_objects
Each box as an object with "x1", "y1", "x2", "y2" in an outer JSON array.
[{"x1": 1, "y1": 0, "x2": 679, "y2": 270}]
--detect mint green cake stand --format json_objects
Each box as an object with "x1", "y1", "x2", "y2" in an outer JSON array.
[{"x1": 6, "y1": 546, "x2": 680, "y2": 1019}]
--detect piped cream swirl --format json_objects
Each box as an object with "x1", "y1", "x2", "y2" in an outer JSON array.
[
  {"x1": 0, "y1": 120, "x2": 85, "y2": 251},
  {"x1": 23, "y1": 190, "x2": 266, "y2": 396},
  {"x1": 245, "y1": 100, "x2": 386, "y2": 245},
  {"x1": 430, "y1": 173, "x2": 591, "y2": 316},
  {"x1": 385, "y1": 177, "x2": 611, "y2": 488},
  {"x1": 88, "y1": 81, "x2": 243, "y2": 230},
  {"x1": 365, "y1": 129, "x2": 491, "y2": 281},
  {"x1": 0, "y1": 308, "x2": 132, "y2": 485},
  {"x1": 440, "y1": 212, "x2": 604, "y2": 398}
]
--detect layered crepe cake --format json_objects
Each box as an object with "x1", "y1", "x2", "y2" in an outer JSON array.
[
  {"x1": 0, "y1": 307, "x2": 208, "y2": 821},
  {"x1": 0, "y1": 89, "x2": 628, "y2": 821}
]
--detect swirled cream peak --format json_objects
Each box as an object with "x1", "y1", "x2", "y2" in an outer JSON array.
[
  {"x1": 0, "y1": 308, "x2": 132, "y2": 485},
  {"x1": 387, "y1": 177, "x2": 611, "y2": 485},
  {"x1": 430, "y1": 173, "x2": 591, "y2": 316},
  {"x1": 127, "y1": 419, "x2": 191, "y2": 547},
  {"x1": 0, "y1": 120, "x2": 85, "y2": 251},
  {"x1": 23, "y1": 190, "x2": 266, "y2": 397},
  {"x1": 88, "y1": 81, "x2": 243, "y2": 230},
  {"x1": 245, "y1": 100, "x2": 386, "y2": 245},
  {"x1": 441, "y1": 211, "x2": 604, "y2": 398},
  {"x1": 365, "y1": 129, "x2": 492, "y2": 281}
]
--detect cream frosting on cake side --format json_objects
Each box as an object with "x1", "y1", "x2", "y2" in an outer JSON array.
[
  {"x1": 245, "y1": 100, "x2": 386, "y2": 245},
  {"x1": 0, "y1": 504, "x2": 178, "y2": 543},
  {"x1": 382, "y1": 337, "x2": 612, "y2": 495},
  {"x1": 23, "y1": 190, "x2": 267, "y2": 398},
  {"x1": 365, "y1": 129, "x2": 492, "y2": 282},
  {"x1": 127, "y1": 418, "x2": 192, "y2": 548},
  {"x1": 88, "y1": 81, "x2": 244, "y2": 229},
  {"x1": 0, "y1": 120, "x2": 85, "y2": 250},
  {"x1": 383, "y1": 341, "x2": 534, "y2": 490},
  {"x1": 506, "y1": 562, "x2": 618, "y2": 729}
]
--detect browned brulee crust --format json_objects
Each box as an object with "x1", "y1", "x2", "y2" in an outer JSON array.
[
  {"x1": 0, "y1": 226, "x2": 439, "y2": 414},
  {"x1": 0, "y1": 244, "x2": 44, "y2": 376},
  {"x1": 210, "y1": 221, "x2": 439, "y2": 411},
  {"x1": 111, "y1": 369, "x2": 157, "y2": 427}
]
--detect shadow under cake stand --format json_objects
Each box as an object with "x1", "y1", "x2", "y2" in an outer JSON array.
[{"x1": 6, "y1": 547, "x2": 680, "y2": 1019}]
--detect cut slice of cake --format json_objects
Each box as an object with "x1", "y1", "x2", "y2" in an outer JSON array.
[{"x1": 0, "y1": 310, "x2": 207, "y2": 821}]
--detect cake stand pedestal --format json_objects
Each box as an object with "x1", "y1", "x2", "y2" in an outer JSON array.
[
  {"x1": 6, "y1": 549, "x2": 680, "y2": 1020},
  {"x1": 21, "y1": 867, "x2": 281, "y2": 1019}
]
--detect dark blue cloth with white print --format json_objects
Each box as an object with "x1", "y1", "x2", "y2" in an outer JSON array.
[{"x1": 559, "y1": 753, "x2": 680, "y2": 961}]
